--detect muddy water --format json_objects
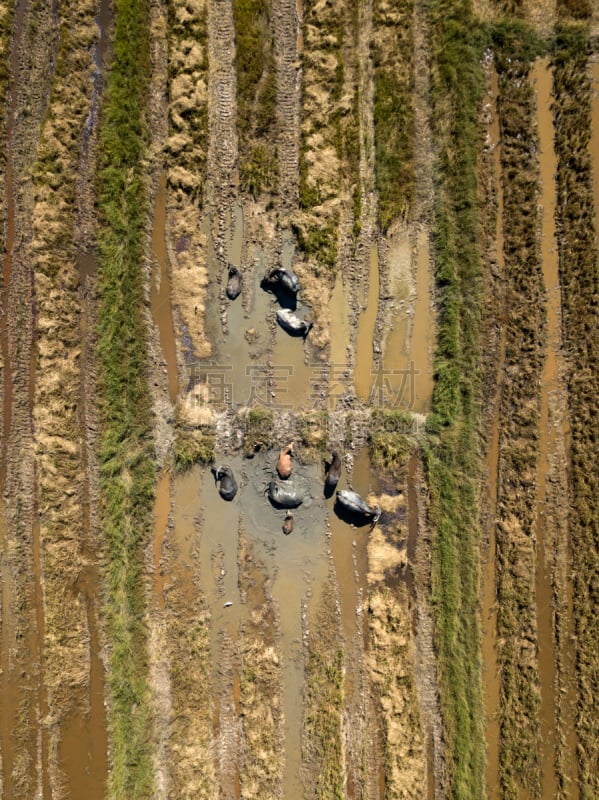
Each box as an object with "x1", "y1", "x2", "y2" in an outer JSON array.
[
  {"x1": 270, "y1": 234, "x2": 317, "y2": 410},
  {"x1": 329, "y1": 449, "x2": 372, "y2": 650},
  {"x1": 240, "y1": 454, "x2": 328, "y2": 799},
  {"x1": 355, "y1": 243, "x2": 380, "y2": 401},
  {"x1": 329, "y1": 468, "x2": 360, "y2": 649},
  {"x1": 202, "y1": 215, "x2": 271, "y2": 408},
  {"x1": 592, "y1": 61, "x2": 599, "y2": 247},
  {"x1": 533, "y1": 57, "x2": 561, "y2": 800},
  {"x1": 192, "y1": 450, "x2": 329, "y2": 799},
  {"x1": 151, "y1": 174, "x2": 179, "y2": 404},
  {"x1": 153, "y1": 472, "x2": 171, "y2": 608},
  {"x1": 483, "y1": 67, "x2": 504, "y2": 800},
  {"x1": 203, "y1": 220, "x2": 316, "y2": 412},
  {"x1": 384, "y1": 230, "x2": 435, "y2": 414},
  {"x1": 198, "y1": 457, "x2": 243, "y2": 637},
  {"x1": 329, "y1": 270, "x2": 351, "y2": 375},
  {"x1": 170, "y1": 469, "x2": 201, "y2": 601},
  {"x1": 327, "y1": 446, "x2": 379, "y2": 800},
  {"x1": 59, "y1": 267, "x2": 109, "y2": 796},
  {"x1": 59, "y1": 558, "x2": 108, "y2": 799}
]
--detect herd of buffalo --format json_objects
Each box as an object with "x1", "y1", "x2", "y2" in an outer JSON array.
[
  {"x1": 214, "y1": 263, "x2": 381, "y2": 531},
  {"x1": 211, "y1": 444, "x2": 382, "y2": 534},
  {"x1": 227, "y1": 263, "x2": 314, "y2": 337}
]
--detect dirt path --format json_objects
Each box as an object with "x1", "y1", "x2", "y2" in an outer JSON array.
[
  {"x1": 206, "y1": 0, "x2": 239, "y2": 259},
  {"x1": 273, "y1": 0, "x2": 300, "y2": 219}
]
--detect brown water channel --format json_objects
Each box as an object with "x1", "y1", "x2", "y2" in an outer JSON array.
[
  {"x1": 533, "y1": 57, "x2": 561, "y2": 800},
  {"x1": 329, "y1": 447, "x2": 379, "y2": 653},
  {"x1": 329, "y1": 269, "x2": 352, "y2": 405},
  {"x1": 355, "y1": 243, "x2": 380, "y2": 402},
  {"x1": 483, "y1": 67, "x2": 504, "y2": 800},
  {"x1": 384, "y1": 230, "x2": 435, "y2": 414},
  {"x1": 59, "y1": 250, "x2": 109, "y2": 799}
]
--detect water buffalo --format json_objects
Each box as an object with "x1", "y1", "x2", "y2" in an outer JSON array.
[
  {"x1": 265, "y1": 267, "x2": 300, "y2": 295},
  {"x1": 335, "y1": 489, "x2": 381, "y2": 524},
  {"x1": 276, "y1": 443, "x2": 294, "y2": 479},
  {"x1": 276, "y1": 309, "x2": 313, "y2": 338},
  {"x1": 282, "y1": 511, "x2": 295, "y2": 535},
  {"x1": 211, "y1": 465, "x2": 238, "y2": 501},
  {"x1": 325, "y1": 450, "x2": 342, "y2": 490},
  {"x1": 226, "y1": 265, "x2": 242, "y2": 300},
  {"x1": 267, "y1": 478, "x2": 304, "y2": 508}
]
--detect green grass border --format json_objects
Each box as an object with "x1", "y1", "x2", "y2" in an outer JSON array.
[
  {"x1": 425, "y1": 2, "x2": 488, "y2": 796},
  {"x1": 96, "y1": 0, "x2": 154, "y2": 796}
]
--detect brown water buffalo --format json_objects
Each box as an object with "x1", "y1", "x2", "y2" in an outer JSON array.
[
  {"x1": 282, "y1": 511, "x2": 294, "y2": 535},
  {"x1": 276, "y1": 443, "x2": 294, "y2": 479}
]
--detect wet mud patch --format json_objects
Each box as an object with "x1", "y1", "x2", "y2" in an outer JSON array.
[{"x1": 195, "y1": 449, "x2": 331, "y2": 797}]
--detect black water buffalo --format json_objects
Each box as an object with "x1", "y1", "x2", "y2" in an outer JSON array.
[
  {"x1": 211, "y1": 465, "x2": 238, "y2": 501},
  {"x1": 325, "y1": 450, "x2": 342, "y2": 492},
  {"x1": 267, "y1": 478, "x2": 304, "y2": 508},
  {"x1": 335, "y1": 489, "x2": 381, "y2": 524},
  {"x1": 226, "y1": 265, "x2": 242, "y2": 300},
  {"x1": 276, "y1": 309, "x2": 313, "y2": 338},
  {"x1": 264, "y1": 267, "x2": 300, "y2": 295}
]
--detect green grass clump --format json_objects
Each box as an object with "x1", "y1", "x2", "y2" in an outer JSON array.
[
  {"x1": 243, "y1": 406, "x2": 275, "y2": 456},
  {"x1": 490, "y1": 19, "x2": 545, "y2": 61},
  {"x1": 297, "y1": 410, "x2": 329, "y2": 460},
  {"x1": 425, "y1": 1, "x2": 488, "y2": 796},
  {"x1": 239, "y1": 143, "x2": 278, "y2": 199},
  {"x1": 369, "y1": 409, "x2": 413, "y2": 472},
  {"x1": 292, "y1": 220, "x2": 338, "y2": 272},
  {"x1": 171, "y1": 426, "x2": 215, "y2": 473},
  {"x1": 95, "y1": 0, "x2": 154, "y2": 796}
]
